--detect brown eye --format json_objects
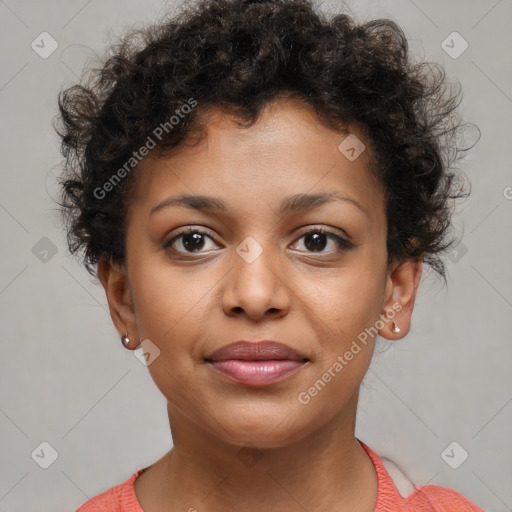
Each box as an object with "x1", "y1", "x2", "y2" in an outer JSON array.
[
  {"x1": 164, "y1": 228, "x2": 219, "y2": 254},
  {"x1": 292, "y1": 228, "x2": 352, "y2": 253}
]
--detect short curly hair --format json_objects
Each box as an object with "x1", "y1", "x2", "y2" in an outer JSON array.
[{"x1": 55, "y1": 0, "x2": 474, "y2": 283}]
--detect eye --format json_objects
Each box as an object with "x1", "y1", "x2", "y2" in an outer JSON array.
[
  {"x1": 291, "y1": 227, "x2": 353, "y2": 254},
  {"x1": 163, "y1": 227, "x2": 220, "y2": 254},
  {"x1": 163, "y1": 226, "x2": 353, "y2": 256}
]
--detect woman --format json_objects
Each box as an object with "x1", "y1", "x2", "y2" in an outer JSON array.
[{"x1": 55, "y1": 0, "x2": 483, "y2": 509}]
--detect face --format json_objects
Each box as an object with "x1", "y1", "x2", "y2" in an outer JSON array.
[{"x1": 100, "y1": 98, "x2": 421, "y2": 449}]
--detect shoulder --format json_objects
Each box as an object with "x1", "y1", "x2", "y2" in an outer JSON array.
[
  {"x1": 359, "y1": 440, "x2": 484, "y2": 512},
  {"x1": 75, "y1": 469, "x2": 146, "y2": 512},
  {"x1": 405, "y1": 484, "x2": 486, "y2": 511},
  {"x1": 75, "y1": 483, "x2": 124, "y2": 512}
]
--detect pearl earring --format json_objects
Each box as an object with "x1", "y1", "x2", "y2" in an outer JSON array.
[
  {"x1": 390, "y1": 322, "x2": 401, "y2": 334},
  {"x1": 121, "y1": 332, "x2": 131, "y2": 349}
]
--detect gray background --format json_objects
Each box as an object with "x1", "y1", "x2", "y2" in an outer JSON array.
[{"x1": 0, "y1": 0, "x2": 511, "y2": 511}]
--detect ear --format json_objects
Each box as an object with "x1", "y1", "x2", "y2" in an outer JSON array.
[
  {"x1": 378, "y1": 257, "x2": 423, "y2": 340},
  {"x1": 97, "y1": 258, "x2": 140, "y2": 348}
]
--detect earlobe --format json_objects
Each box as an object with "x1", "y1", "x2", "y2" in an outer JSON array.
[{"x1": 97, "y1": 258, "x2": 139, "y2": 348}]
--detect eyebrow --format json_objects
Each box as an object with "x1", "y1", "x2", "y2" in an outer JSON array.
[{"x1": 149, "y1": 192, "x2": 368, "y2": 217}]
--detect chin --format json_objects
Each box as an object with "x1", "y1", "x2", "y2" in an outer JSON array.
[{"x1": 212, "y1": 414, "x2": 313, "y2": 450}]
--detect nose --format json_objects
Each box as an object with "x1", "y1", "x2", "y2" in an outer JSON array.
[{"x1": 221, "y1": 242, "x2": 291, "y2": 321}]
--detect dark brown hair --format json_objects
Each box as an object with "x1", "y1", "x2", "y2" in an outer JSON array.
[{"x1": 55, "y1": 0, "x2": 475, "y2": 283}]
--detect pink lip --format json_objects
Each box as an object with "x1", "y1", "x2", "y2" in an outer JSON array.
[
  {"x1": 205, "y1": 341, "x2": 309, "y2": 387},
  {"x1": 209, "y1": 360, "x2": 307, "y2": 386}
]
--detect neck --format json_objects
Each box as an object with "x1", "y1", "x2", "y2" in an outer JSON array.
[{"x1": 136, "y1": 392, "x2": 378, "y2": 512}]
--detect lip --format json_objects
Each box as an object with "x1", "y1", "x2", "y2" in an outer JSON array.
[
  {"x1": 206, "y1": 341, "x2": 308, "y2": 362},
  {"x1": 205, "y1": 341, "x2": 309, "y2": 387}
]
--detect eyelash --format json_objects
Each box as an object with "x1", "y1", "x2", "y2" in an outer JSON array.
[{"x1": 163, "y1": 226, "x2": 353, "y2": 255}]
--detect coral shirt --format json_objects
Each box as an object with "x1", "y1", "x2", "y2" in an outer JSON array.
[{"x1": 76, "y1": 441, "x2": 485, "y2": 511}]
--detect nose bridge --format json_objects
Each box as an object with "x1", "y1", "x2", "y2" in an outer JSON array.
[{"x1": 222, "y1": 234, "x2": 290, "y2": 318}]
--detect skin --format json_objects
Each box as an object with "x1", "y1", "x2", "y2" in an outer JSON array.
[{"x1": 98, "y1": 97, "x2": 423, "y2": 512}]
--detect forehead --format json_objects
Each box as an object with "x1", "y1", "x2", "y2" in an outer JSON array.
[{"x1": 130, "y1": 98, "x2": 385, "y2": 220}]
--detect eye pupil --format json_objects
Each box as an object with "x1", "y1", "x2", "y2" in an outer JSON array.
[
  {"x1": 304, "y1": 232, "x2": 327, "y2": 252},
  {"x1": 183, "y1": 232, "x2": 205, "y2": 252}
]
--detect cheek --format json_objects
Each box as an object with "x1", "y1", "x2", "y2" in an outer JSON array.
[
  {"x1": 294, "y1": 275, "x2": 380, "y2": 422},
  {"x1": 130, "y1": 258, "x2": 219, "y2": 344},
  {"x1": 300, "y1": 261, "x2": 385, "y2": 400},
  {"x1": 308, "y1": 263, "x2": 384, "y2": 336},
  {"x1": 127, "y1": 263, "x2": 215, "y2": 407}
]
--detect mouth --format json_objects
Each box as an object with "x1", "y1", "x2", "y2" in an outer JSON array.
[{"x1": 204, "y1": 340, "x2": 310, "y2": 387}]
